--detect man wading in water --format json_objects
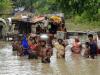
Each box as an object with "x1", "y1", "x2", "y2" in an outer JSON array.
[{"x1": 88, "y1": 34, "x2": 97, "y2": 59}]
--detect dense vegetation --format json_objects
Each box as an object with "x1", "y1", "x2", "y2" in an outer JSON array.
[
  {"x1": 56, "y1": 0, "x2": 100, "y2": 31},
  {"x1": 0, "y1": 0, "x2": 13, "y2": 17}
]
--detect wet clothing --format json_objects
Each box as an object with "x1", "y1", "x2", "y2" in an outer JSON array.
[
  {"x1": 41, "y1": 47, "x2": 52, "y2": 63},
  {"x1": 97, "y1": 37, "x2": 100, "y2": 54},
  {"x1": 22, "y1": 35, "x2": 29, "y2": 49},
  {"x1": 54, "y1": 42, "x2": 65, "y2": 58},
  {"x1": 30, "y1": 44, "x2": 37, "y2": 52},
  {"x1": 28, "y1": 44, "x2": 38, "y2": 59},
  {"x1": 83, "y1": 44, "x2": 90, "y2": 58},
  {"x1": 97, "y1": 38, "x2": 100, "y2": 49},
  {"x1": 22, "y1": 35, "x2": 29, "y2": 55},
  {"x1": 89, "y1": 41, "x2": 97, "y2": 58}
]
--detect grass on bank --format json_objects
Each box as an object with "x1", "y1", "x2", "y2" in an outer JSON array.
[
  {"x1": 66, "y1": 16, "x2": 100, "y2": 32},
  {"x1": 66, "y1": 20, "x2": 100, "y2": 32}
]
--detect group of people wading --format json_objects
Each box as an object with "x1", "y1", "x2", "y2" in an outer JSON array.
[{"x1": 12, "y1": 32, "x2": 100, "y2": 64}]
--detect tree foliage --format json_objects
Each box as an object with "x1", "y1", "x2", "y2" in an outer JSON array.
[
  {"x1": 56, "y1": 0, "x2": 100, "y2": 21},
  {"x1": 32, "y1": 0, "x2": 58, "y2": 14},
  {"x1": 0, "y1": 0, "x2": 13, "y2": 15}
]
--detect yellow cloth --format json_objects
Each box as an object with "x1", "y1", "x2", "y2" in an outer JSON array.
[
  {"x1": 50, "y1": 16, "x2": 61, "y2": 23},
  {"x1": 54, "y1": 42, "x2": 65, "y2": 57}
]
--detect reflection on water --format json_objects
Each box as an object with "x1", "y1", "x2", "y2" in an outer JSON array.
[{"x1": 0, "y1": 42, "x2": 100, "y2": 75}]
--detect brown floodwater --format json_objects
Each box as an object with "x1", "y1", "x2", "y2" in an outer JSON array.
[{"x1": 0, "y1": 42, "x2": 100, "y2": 75}]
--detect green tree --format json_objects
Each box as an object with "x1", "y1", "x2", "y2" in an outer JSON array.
[
  {"x1": 32, "y1": 0, "x2": 58, "y2": 14},
  {"x1": 0, "y1": 0, "x2": 13, "y2": 17},
  {"x1": 56, "y1": 0, "x2": 99, "y2": 20}
]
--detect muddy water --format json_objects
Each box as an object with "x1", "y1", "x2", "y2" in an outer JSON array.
[{"x1": 0, "y1": 42, "x2": 100, "y2": 75}]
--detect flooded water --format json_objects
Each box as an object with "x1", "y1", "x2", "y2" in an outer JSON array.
[{"x1": 0, "y1": 41, "x2": 100, "y2": 75}]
